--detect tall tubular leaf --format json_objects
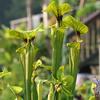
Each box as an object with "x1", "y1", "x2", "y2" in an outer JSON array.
[
  {"x1": 51, "y1": 27, "x2": 64, "y2": 78},
  {"x1": 67, "y1": 42, "x2": 81, "y2": 100},
  {"x1": 24, "y1": 43, "x2": 34, "y2": 100},
  {"x1": 32, "y1": 81, "x2": 38, "y2": 100},
  {"x1": 37, "y1": 81, "x2": 43, "y2": 100},
  {"x1": 51, "y1": 27, "x2": 64, "y2": 100},
  {"x1": 48, "y1": 84, "x2": 54, "y2": 100},
  {"x1": 8, "y1": 26, "x2": 40, "y2": 100},
  {"x1": 44, "y1": 1, "x2": 72, "y2": 100},
  {"x1": 17, "y1": 42, "x2": 37, "y2": 100}
]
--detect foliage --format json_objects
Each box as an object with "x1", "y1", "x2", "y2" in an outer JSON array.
[
  {"x1": 75, "y1": 80, "x2": 97, "y2": 100},
  {"x1": 0, "y1": 0, "x2": 89, "y2": 100},
  {"x1": 0, "y1": 71, "x2": 11, "y2": 78},
  {"x1": 0, "y1": 26, "x2": 24, "y2": 100},
  {"x1": 76, "y1": 1, "x2": 100, "y2": 17}
]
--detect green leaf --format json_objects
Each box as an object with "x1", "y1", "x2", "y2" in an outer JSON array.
[
  {"x1": 8, "y1": 84, "x2": 23, "y2": 95},
  {"x1": 9, "y1": 29, "x2": 36, "y2": 40},
  {"x1": 40, "y1": 64, "x2": 52, "y2": 71},
  {"x1": 48, "y1": 83, "x2": 54, "y2": 100},
  {"x1": 44, "y1": 1, "x2": 57, "y2": 16},
  {"x1": 67, "y1": 42, "x2": 80, "y2": 76},
  {"x1": 61, "y1": 75, "x2": 74, "y2": 87},
  {"x1": 51, "y1": 26, "x2": 64, "y2": 36},
  {"x1": 16, "y1": 45, "x2": 27, "y2": 54},
  {"x1": 57, "y1": 66, "x2": 64, "y2": 80},
  {"x1": 62, "y1": 85, "x2": 72, "y2": 96},
  {"x1": 63, "y1": 15, "x2": 88, "y2": 34},
  {"x1": 11, "y1": 86, "x2": 23, "y2": 94},
  {"x1": 34, "y1": 59, "x2": 42, "y2": 69},
  {"x1": 67, "y1": 42, "x2": 81, "y2": 50},
  {"x1": 0, "y1": 71, "x2": 11, "y2": 78},
  {"x1": 37, "y1": 81, "x2": 43, "y2": 100},
  {"x1": 59, "y1": 3, "x2": 72, "y2": 15},
  {"x1": 89, "y1": 96, "x2": 95, "y2": 100},
  {"x1": 78, "y1": 84, "x2": 87, "y2": 94},
  {"x1": 44, "y1": 1, "x2": 72, "y2": 17},
  {"x1": 91, "y1": 82, "x2": 96, "y2": 93},
  {"x1": 6, "y1": 29, "x2": 24, "y2": 39},
  {"x1": 6, "y1": 25, "x2": 43, "y2": 40}
]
